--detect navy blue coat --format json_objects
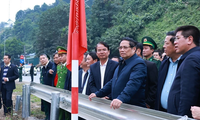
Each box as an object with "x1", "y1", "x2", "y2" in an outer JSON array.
[
  {"x1": 155, "y1": 58, "x2": 170, "y2": 111},
  {"x1": 42, "y1": 61, "x2": 53, "y2": 86},
  {"x1": 64, "y1": 69, "x2": 71, "y2": 91},
  {"x1": 89, "y1": 59, "x2": 118, "y2": 94},
  {"x1": 0, "y1": 64, "x2": 19, "y2": 91},
  {"x1": 168, "y1": 47, "x2": 200, "y2": 117},
  {"x1": 49, "y1": 62, "x2": 58, "y2": 86},
  {"x1": 78, "y1": 69, "x2": 90, "y2": 95},
  {"x1": 95, "y1": 54, "x2": 147, "y2": 107}
]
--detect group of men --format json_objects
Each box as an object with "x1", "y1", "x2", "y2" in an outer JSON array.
[
  {"x1": 0, "y1": 25, "x2": 200, "y2": 119},
  {"x1": 88, "y1": 25, "x2": 200, "y2": 119}
]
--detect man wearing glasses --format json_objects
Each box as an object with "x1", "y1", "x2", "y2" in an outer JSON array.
[
  {"x1": 89, "y1": 37, "x2": 147, "y2": 109},
  {"x1": 167, "y1": 25, "x2": 200, "y2": 118}
]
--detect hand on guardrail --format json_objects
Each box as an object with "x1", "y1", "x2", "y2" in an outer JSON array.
[
  {"x1": 101, "y1": 96, "x2": 109, "y2": 100},
  {"x1": 89, "y1": 93, "x2": 96, "y2": 101},
  {"x1": 49, "y1": 69, "x2": 54, "y2": 74},
  {"x1": 110, "y1": 99, "x2": 122, "y2": 109},
  {"x1": 191, "y1": 106, "x2": 200, "y2": 119}
]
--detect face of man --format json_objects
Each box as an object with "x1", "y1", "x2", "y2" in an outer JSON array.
[
  {"x1": 86, "y1": 55, "x2": 97, "y2": 67},
  {"x1": 174, "y1": 31, "x2": 190, "y2": 54},
  {"x1": 163, "y1": 35, "x2": 176, "y2": 57},
  {"x1": 80, "y1": 55, "x2": 88, "y2": 68},
  {"x1": 59, "y1": 53, "x2": 67, "y2": 64},
  {"x1": 96, "y1": 44, "x2": 110, "y2": 60},
  {"x1": 119, "y1": 40, "x2": 135, "y2": 60},
  {"x1": 53, "y1": 54, "x2": 60, "y2": 65},
  {"x1": 40, "y1": 55, "x2": 48, "y2": 66},
  {"x1": 143, "y1": 45, "x2": 154, "y2": 58},
  {"x1": 4, "y1": 56, "x2": 11, "y2": 65},
  {"x1": 153, "y1": 52, "x2": 161, "y2": 60}
]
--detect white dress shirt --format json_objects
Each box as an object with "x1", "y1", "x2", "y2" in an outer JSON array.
[{"x1": 100, "y1": 59, "x2": 108, "y2": 88}]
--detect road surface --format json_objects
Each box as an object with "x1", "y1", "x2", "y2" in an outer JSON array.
[{"x1": 20, "y1": 72, "x2": 41, "y2": 83}]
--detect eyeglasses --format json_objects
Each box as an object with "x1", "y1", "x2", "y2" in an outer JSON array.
[
  {"x1": 118, "y1": 46, "x2": 131, "y2": 50},
  {"x1": 175, "y1": 36, "x2": 188, "y2": 41}
]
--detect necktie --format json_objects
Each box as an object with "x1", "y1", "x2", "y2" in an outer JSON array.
[{"x1": 82, "y1": 71, "x2": 88, "y2": 88}]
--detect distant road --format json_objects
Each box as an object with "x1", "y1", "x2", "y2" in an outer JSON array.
[{"x1": 18, "y1": 72, "x2": 41, "y2": 83}]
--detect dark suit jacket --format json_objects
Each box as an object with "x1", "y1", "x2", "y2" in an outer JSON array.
[
  {"x1": 0, "y1": 64, "x2": 19, "y2": 91},
  {"x1": 168, "y1": 47, "x2": 200, "y2": 117},
  {"x1": 64, "y1": 69, "x2": 71, "y2": 91},
  {"x1": 30, "y1": 65, "x2": 34, "y2": 75},
  {"x1": 78, "y1": 69, "x2": 91, "y2": 95},
  {"x1": 49, "y1": 62, "x2": 58, "y2": 86},
  {"x1": 95, "y1": 54, "x2": 147, "y2": 107},
  {"x1": 89, "y1": 59, "x2": 118, "y2": 94},
  {"x1": 42, "y1": 61, "x2": 53, "y2": 86},
  {"x1": 145, "y1": 60, "x2": 158, "y2": 109},
  {"x1": 155, "y1": 58, "x2": 170, "y2": 111}
]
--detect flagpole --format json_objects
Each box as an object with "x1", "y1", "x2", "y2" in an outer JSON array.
[
  {"x1": 71, "y1": 59, "x2": 79, "y2": 120},
  {"x1": 67, "y1": 0, "x2": 88, "y2": 119}
]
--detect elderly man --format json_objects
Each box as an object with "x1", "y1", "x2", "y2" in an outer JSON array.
[
  {"x1": 89, "y1": 37, "x2": 147, "y2": 109},
  {"x1": 155, "y1": 31, "x2": 181, "y2": 112},
  {"x1": 168, "y1": 25, "x2": 200, "y2": 117},
  {"x1": 40, "y1": 53, "x2": 53, "y2": 120}
]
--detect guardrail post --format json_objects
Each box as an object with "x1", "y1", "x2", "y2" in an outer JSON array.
[
  {"x1": 50, "y1": 91, "x2": 60, "y2": 120},
  {"x1": 15, "y1": 95, "x2": 22, "y2": 112},
  {"x1": 22, "y1": 85, "x2": 30, "y2": 118}
]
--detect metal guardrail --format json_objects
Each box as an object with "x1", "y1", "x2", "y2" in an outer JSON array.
[{"x1": 21, "y1": 82, "x2": 193, "y2": 120}]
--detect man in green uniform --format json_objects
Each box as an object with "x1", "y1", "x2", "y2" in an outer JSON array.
[
  {"x1": 142, "y1": 36, "x2": 161, "y2": 70},
  {"x1": 56, "y1": 46, "x2": 71, "y2": 120}
]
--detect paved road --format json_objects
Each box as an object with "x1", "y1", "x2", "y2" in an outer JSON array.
[{"x1": 20, "y1": 72, "x2": 41, "y2": 83}]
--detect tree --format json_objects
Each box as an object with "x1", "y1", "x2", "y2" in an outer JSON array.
[{"x1": 35, "y1": 4, "x2": 70, "y2": 56}]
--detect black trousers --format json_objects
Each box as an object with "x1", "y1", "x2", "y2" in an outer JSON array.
[
  {"x1": 2, "y1": 84, "x2": 13, "y2": 114},
  {"x1": 30, "y1": 73, "x2": 34, "y2": 82}
]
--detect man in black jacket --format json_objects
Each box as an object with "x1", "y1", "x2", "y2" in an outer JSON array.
[
  {"x1": 0, "y1": 54, "x2": 19, "y2": 116},
  {"x1": 30, "y1": 63, "x2": 34, "y2": 82}
]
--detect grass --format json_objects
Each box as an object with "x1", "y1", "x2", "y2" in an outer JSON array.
[{"x1": 2, "y1": 82, "x2": 46, "y2": 120}]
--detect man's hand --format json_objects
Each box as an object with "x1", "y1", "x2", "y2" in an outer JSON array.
[
  {"x1": 191, "y1": 106, "x2": 200, "y2": 119},
  {"x1": 110, "y1": 99, "x2": 122, "y2": 109},
  {"x1": 101, "y1": 96, "x2": 109, "y2": 100},
  {"x1": 88, "y1": 93, "x2": 96, "y2": 101},
  {"x1": 49, "y1": 69, "x2": 54, "y2": 74},
  {"x1": 3, "y1": 77, "x2": 8, "y2": 82}
]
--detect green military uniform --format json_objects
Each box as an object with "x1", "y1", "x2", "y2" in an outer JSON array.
[
  {"x1": 142, "y1": 36, "x2": 161, "y2": 70},
  {"x1": 56, "y1": 46, "x2": 71, "y2": 120},
  {"x1": 56, "y1": 64, "x2": 70, "y2": 120},
  {"x1": 145, "y1": 55, "x2": 161, "y2": 70},
  {"x1": 56, "y1": 64, "x2": 67, "y2": 88},
  {"x1": 18, "y1": 66, "x2": 23, "y2": 82}
]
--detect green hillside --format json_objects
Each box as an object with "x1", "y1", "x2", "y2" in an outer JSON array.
[
  {"x1": 0, "y1": 0, "x2": 200, "y2": 60},
  {"x1": 137, "y1": 1, "x2": 200, "y2": 48}
]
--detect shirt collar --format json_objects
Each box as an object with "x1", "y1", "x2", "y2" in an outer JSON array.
[
  {"x1": 100, "y1": 59, "x2": 108, "y2": 66},
  {"x1": 45, "y1": 61, "x2": 49, "y2": 68},
  {"x1": 169, "y1": 55, "x2": 182, "y2": 63},
  {"x1": 5, "y1": 63, "x2": 11, "y2": 67}
]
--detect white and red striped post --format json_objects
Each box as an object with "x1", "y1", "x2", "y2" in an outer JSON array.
[
  {"x1": 71, "y1": 59, "x2": 79, "y2": 119},
  {"x1": 71, "y1": 33, "x2": 79, "y2": 120}
]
